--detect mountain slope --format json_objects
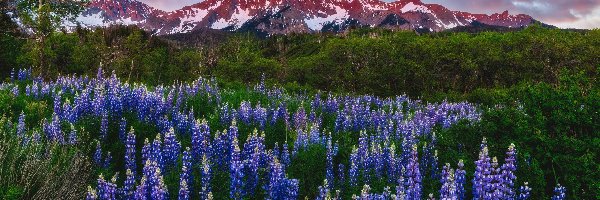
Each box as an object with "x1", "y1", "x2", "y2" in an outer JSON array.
[{"x1": 75, "y1": 0, "x2": 537, "y2": 35}]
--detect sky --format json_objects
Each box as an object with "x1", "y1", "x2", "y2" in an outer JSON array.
[
  {"x1": 419, "y1": 0, "x2": 600, "y2": 29},
  {"x1": 138, "y1": 0, "x2": 600, "y2": 29}
]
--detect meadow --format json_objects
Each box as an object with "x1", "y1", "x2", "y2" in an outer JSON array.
[{"x1": 0, "y1": 66, "x2": 596, "y2": 199}]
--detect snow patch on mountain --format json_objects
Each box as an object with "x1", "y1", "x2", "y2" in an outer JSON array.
[
  {"x1": 77, "y1": 13, "x2": 106, "y2": 26},
  {"x1": 305, "y1": 6, "x2": 349, "y2": 30},
  {"x1": 401, "y1": 2, "x2": 431, "y2": 14}
]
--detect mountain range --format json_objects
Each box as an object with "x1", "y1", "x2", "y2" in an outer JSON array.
[{"x1": 75, "y1": 0, "x2": 538, "y2": 35}]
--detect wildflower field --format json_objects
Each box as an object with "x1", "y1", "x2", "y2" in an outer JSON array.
[{"x1": 1, "y1": 68, "x2": 595, "y2": 200}]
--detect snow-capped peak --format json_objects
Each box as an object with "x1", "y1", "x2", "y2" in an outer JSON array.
[{"x1": 68, "y1": 0, "x2": 536, "y2": 35}]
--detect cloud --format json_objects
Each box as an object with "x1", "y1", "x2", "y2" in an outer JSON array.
[
  {"x1": 138, "y1": 0, "x2": 201, "y2": 12},
  {"x1": 552, "y1": 5, "x2": 600, "y2": 29},
  {"x1": 420, "y1": 0, "x2": 600, "y2": 29},
  {"x1": 138, "y1": 0, "x2": 600, "y2": 29}
]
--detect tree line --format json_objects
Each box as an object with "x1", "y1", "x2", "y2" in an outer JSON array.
[{"x1": 1, "y1": 10, "x2": 599, "y2": 99}]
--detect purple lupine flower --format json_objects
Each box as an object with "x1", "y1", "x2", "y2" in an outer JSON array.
[
  {"x1": 68, "y1": 123, "x2": 77, "y2": 145},
  {"x1": 501, "y1": 144, "x2": 518, "y2": 199},
  {"x1": 92, "y1": 85, "x2": 106, "y2": 117},
  {"x1": 87, "y1": 186, "x2": 98, "y2": 200},
  {"x1": 177, "y1": 148, "x2": 192, "y2": 200},
  {"x1": 192, "y1": 119, "x2": 211, "y2": 162},
  {"x1": 97, "y1": 66, "x2": 104, "y2": 80},
  {"x1": 220, "y1": 103, "x2": 232, "y2": 125},
  {"x1": 142, "y1": 160, "x2": 168, "y2": 200},
  {"x1": 429, "y1": 137, "x2": 439, "y2": 179},
  {"x1": 123, "y1": 169, "x2": 136, "y2": 200},
  {"x1": 141, "y1": 139, "x2": 150, "y2": 165},
  {"x1": 517, "y1": 182, "x2": 531, "y2": 200},
  {"x1": 293, "y1": 128, "x2": 307, "y2": 156},
  {"x1": 265, "y1": 158, "x2": 298, "y2": 200},
  {"x1": 104, "y1": 152, "x2": 112, "y2": 168},
  {"x1": 191, "y1": 119, "x2": 202, "y2": 161},
  {"x1": 455, "y1": 160, "x2": 467, "y2": 200},
  {"x1": 44, "y1": 113, "x2": 64, "y2": 143},
  {"x1": 358, "y1": 184, "x2": 371, "y2": 199},
  {"x1": 238, "y1": 101, "x2": 253, "y2": 124},
  {"x1": 230, "y1": 138, "x2": 244, "y2": 200},
  {"x1": 440, "y1": 163, "x2": 457, "y2": 199},
  {"x1": 228, "y1": 120, "x2": 239, "y2": 151},
  {"x1": 53, "y1": 92, "x2": 62, "y2": 116},
  {"x1": 75, "y1": 88, "x2": 91, "y2": 117},
  {"x1": 338, "y1": 163, "x2": 346, "y2": 189},
  {"x1": 551, "y1": 184, "x2": 566, "y2": 200},
  {"x1": 163, "y1": 127, "x2": 181, "y2": 168},
  {"x1": 178, "y1": 179, "x2": 189, "y2": 200},
  {"x1": 491, "y1": 157, "x2": 504, "y2": 199},
  {"x1": 316, "y1": 180, "x2": 330, "y2": 200},
  {"x1": 326, "y1": 137, "x2": 335, "y2": 190},
  {"x1": 254, "y1": 73, "x2": 266, "y2": 93},
  {"x1": 94, "y1": 142, "x2": 103, "y2": 166},
  {"x1": 254, "y1": 103, "x2": 267, "y2": 130},
  {"x1": 349, "y1": 148, "x2": 359, "y2": 187},
  {"x1": 383, "y1": 140, "x2": 396, "y2": 184},
  {"x1": 17, "y1": 68, "x2": 30, "y2": 80},
  {"x1": 62, "y1": 100, "x2": 75, "y2": 123},
  {"x1": 180, "y1": 148, "x2": 192, "y2": 194},
  {"x1": 151, "y1": 134, "x2": 164, "y2": 171},
  {"x1": 213, "y1": 130, "x2": 228, "y2": 168},
  {"x1": 125, "y1": 128, "x2": 137, "y2": 174},
  {"x1": 96, "y1": 174, "x2": 117, "y2": 200},
  {"x1": 11, "y1": 85, "x2": 18, "y2": 97},
  {"x1": 372, "y1": 141, "x2": 384, "y2": 179},
  {"x1": 281, "y1": 144, "x2": 291, "y2": 169},
  {"x1": 106, "y1": 74, "x2": 123, "y2": 117},
  {"x1": 200, "y1": 155, "x2": 212, "y2": 200},
  {"x1": 293, "y1": 106, "x2": 307, "y2": 130},
  {"x1": 244, "y1": 143, "x2": 260, "y2": 196},
  {"x1": 440, "y1": 163, "x2": 450, "y2": 197},
  {"x1": 17, "y1": 111, "x2": 25, "y2": 138},
  {"x1": 119, "y1": 118, "x2": 127, "y2": 142},
  {"x1": 100, "y1": 111, "x2": 108, "y2": 141},
  {"x1": 396, "y1": 175, "x2": 407, "y2": 200},
  {"x1": 134, "y1": 176, "x2": 148, "y2": 200},
  {"x1": 274, "y1": 143, "x2": 282, "y2": 164},
  {"x1": 285, "y1": 179, "x2": 299, "y2": 200},
  {"x1": 25, "y1": 85, "x2": 31, "y2": 97},
  {"x1": 405, "y1": 144, "x2": 422, "y2": 200},
  {"x1": 473, "y1": 138, "x2": 492, "y2": 200},
  {"x1": 334, "y1": 110, "x2": 344, "y2": 133}
]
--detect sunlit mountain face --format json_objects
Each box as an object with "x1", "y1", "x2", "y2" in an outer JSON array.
[{"x1": 74, "y1": 0, "x2": 538, "y2": 35}]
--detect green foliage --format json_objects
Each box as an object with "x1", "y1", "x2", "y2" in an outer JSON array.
[
  {"x1": 13, "y1": 0, "x2": 88, "y2": 78},
  {"x1": 0, "y1": 11, "x2": 25, "y2": 79},
  {"x1": 4, "y1": 26, "x2": 598, "y2": 96},
  {"x1": 225, "y1": 27, "x2": 599, "y2": 98},
  {"x1": 288, "y1": 144, "x2": 327, "y2": 198},
  {"x1": 438, "y1": 71, "x2": 599, "y2": 199},
  {"x1": 0, "y1": 114, "x2": 92, "y2": 199}
]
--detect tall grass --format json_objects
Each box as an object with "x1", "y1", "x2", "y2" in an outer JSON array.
[{"x1": 0, "y1": 116, "x2": 92, "y2": 200}]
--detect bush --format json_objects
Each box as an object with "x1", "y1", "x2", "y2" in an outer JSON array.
[{"x1": 439, "y1": 71, "x2": 599, "y2": 199}]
